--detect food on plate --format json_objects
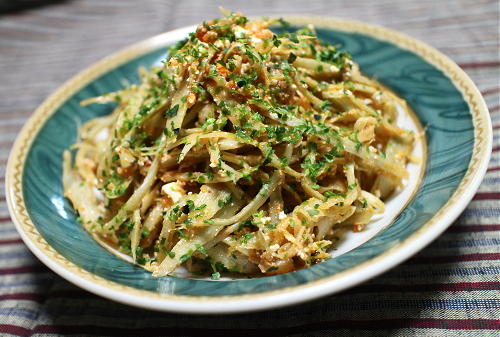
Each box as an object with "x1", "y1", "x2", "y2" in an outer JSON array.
[{"x1": 63, "y1": 11, "x2": 414, "y2": 278}]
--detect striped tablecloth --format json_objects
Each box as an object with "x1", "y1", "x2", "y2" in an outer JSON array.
[{"x1": 1, "y1": 0, "x2": 499, "y2": 336}]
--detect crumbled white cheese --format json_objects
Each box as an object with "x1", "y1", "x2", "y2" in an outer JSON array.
[
  {"x1": 260, "y1": 216, "x2": 272, "y2": 224},
  {"x1": 270, "y1": 244, "x2": 280, "y2": 252},
  {"x1": 250, "y1": 36, "x2": 263, "y2": 48},
  {"x1": 233, "y1": 26, "x2": 248, "y2": 39},
  {"x1": 278, "y1": 211, "x2": 286, "y2": 220},
  {"x1": 161, "y1": 181, "x2": 185, "y2": 202}
]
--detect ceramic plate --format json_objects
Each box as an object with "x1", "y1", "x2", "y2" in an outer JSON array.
[{"x1": 6, "y1": 16, "x2": 492, "y2": 314}]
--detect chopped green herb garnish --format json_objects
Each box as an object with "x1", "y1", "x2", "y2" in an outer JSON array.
[
  {"x1": 165, "y1": 104, "x2": 179, "y2": 118},
  {"x1": 307, "y1": 209, "x2": 320, "y2": 216}
]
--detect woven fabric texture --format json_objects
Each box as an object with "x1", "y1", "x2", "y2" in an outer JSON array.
[{"x1": 0, "y1": 0, "x2": 499, "y2": 336}]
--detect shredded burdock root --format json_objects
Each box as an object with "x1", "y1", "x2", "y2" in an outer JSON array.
[{"x1": 63, "y1": 11, "x2": 414, "y2": 279}]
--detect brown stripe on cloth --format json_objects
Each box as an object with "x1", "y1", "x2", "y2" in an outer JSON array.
[
  {"x1": 481, "y1": 88, "x2": 500, "y2": 96},
  {"x1": 0, "y1": 265, "x2": 49, "y2": 275},
  {"x1": 0, "y1": 325, "x2": 31, "y2": 337},
  {"x1": 0, "y1": 216, "x2": 13, "y2": 223},
  {"x1": 473, "y1": 192, "x2": 500, "y2": 200},
  {"x1": 446, "y1": 224, "x2": 500, "y2": 233},
  {"x1": 407, "y1": 253, "x2": 500, "y2": 264},
  {"x1": 458, "y1": 61, "x2": 500, "y2": 69},
  {"x1": 489, "y1": 105, "x2": 500, "y2": 112},
  {"x1": 0, "y1": 239, "x2": 23, "y2": 245},
  {"x1": 0, "y1": 293, "x2": 43, "y2": 302}
]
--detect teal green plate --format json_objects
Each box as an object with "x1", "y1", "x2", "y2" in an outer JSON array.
[{"x1": 6, "y1": 17, "x2": 491, "y2": 313}]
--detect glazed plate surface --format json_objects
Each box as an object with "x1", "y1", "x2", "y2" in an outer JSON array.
[{"x1": 6, "y1": 16, "x2": 491, "y2": 313}]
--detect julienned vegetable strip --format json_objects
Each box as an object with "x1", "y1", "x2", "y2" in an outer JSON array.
[{"x1": 63, "y1": 11, "x2": 414, "y2": 278}]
